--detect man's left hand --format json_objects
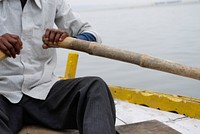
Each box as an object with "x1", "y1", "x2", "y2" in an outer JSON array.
[{"x1": 42, "y1": 28, "x2": 68, "y2": 49}]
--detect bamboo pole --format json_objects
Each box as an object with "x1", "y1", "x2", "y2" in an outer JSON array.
[
  {"x1": 0, "y1": 37, "x2": 200, "y2": 80},
  {"x1": 58, "y1": 37, "x2": 200, "y2": 80}
]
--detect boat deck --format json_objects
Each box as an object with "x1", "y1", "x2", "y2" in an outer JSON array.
[
  {"x1": 115, "y1": 100, "x2": 200, "y2": 134},
  {"x1": 19, "y1": 100, "x2": 200, "y2": 134}
]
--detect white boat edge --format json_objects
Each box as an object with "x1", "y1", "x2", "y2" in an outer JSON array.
[{"x1": 115, "y1": 100, "x2": 200, "y2": 134}]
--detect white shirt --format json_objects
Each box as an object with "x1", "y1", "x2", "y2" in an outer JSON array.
[{"x1": 0, "y1": 0, "x2": 101, "y2": 103}]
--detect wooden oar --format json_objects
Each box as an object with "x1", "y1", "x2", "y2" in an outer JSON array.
[
  {"x1": 0, "y1": 50, "x2": 6, "y2": 61},
  {"x1": 0, "y1": 37, "x2": 200, "y2": 80},
  {"x1": 57, "y1": 37, "x2": 200, "y2": 80}
]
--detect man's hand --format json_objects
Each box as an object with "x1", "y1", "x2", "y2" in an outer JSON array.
[
  {"x1": 42, "y1": 28, "x2": 68, "y2": 49},
  {"x1": 0, "y1": 33, "x2": 23, "y2": 58}
]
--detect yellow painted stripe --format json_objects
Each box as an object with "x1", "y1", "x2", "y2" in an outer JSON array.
[{"x1": 109, "y1": 85, "x2": 200, "y2": 119}]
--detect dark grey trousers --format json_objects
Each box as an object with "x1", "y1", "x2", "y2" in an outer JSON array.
[{"x1": 0, "y1": 77, "x2": 116, "y2": 134}]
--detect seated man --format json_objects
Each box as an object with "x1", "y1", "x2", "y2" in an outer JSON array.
[{"x1": 0, "y1": 0, "x2": 116, "y2": 134}]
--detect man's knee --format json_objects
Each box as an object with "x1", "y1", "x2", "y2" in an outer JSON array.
[
  {"x1": 85, "y1": 76, "x2": 107, "y2": 86},
  {"x1": 81, "y1": 76, "x2": 114, "y2": 101},
  {"x1": 84, "y1": 76, "x2": 109, "y2": 90}
]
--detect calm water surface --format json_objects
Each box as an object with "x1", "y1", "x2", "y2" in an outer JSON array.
[{"x1": 55, "y1": 3, "x2": 200, "y2": 98}]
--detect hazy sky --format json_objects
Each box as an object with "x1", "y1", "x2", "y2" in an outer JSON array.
[
  {"x1": 68, "y1": 0, "x2": 153, "y2": 6},
  {"x1": 68, "y1": 0, "x2": 198, "y2": 6}
]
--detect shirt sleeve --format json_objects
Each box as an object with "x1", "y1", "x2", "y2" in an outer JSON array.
[{"x1": 55, "y1": 0, "x2": 101, "y2": 43}]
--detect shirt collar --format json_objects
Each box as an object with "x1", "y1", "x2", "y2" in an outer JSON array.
[
  {"x1": 34, "y1": 0, "x2": 42, "y2": 9},
  {"x1": 0, "y1": 0, "x2": 42, "y2": 9}
]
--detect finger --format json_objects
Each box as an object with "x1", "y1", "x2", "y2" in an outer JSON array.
[
  {"x1": 43, "y1": 29, "x2": 55, "y2": 48},
  {"x1": 0, "y1": 42, "x2": 12, "y2": 57},
  {"x1": 54, "y1": 32, "x2": 62, "y2": 44},
  {"x1": 54, "y1": 29, "x2": 67, "y2": 42},
  {"x1": 59, "y1": 32, "x2": 68, "y2": 41},
  {"x1": 6, "y1": 43, "x2": 17, "y2": 58},
  {"x1": 44, "y1": 28, "x2": 51, "y2": 42},
  {"x1": 12, "y1": 41, "x2": 21, "y2": 54},
  {"x1": 15, "y1": 36, "x2": 23, "y2": 49},
  {"x1": 1, "y1": 39, "x2": 16, "y2": 58},
  {"x1": 11, "y1": 35, "x2": 22, "y2": 48},
  {"x1": 48, "y1": 29, "x2": 56, "y2": 44},
  {"x1": 42, "y1": 44, "x2": 48, "y2": 49},
  {"x1": 42, "y1": 34, "x2": 47, "y2": 44},
  {"x1": 11, "y1": 35, "x2": 23, "y2": 54}
]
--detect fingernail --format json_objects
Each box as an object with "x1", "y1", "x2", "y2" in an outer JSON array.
[{"x1": 42, "y1": 44, "x2": 47, "y2": 49}]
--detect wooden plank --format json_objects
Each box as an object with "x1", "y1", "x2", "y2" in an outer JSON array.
[
  {"x1": 116, "y1": 120, "x2": 181, "y2": 134},
  {"x1": 18, "y1": 126, "x2": 78, "y2": 134},
  {"x1": 19, "y1": 120, "x2": 180, "y2": 134}
]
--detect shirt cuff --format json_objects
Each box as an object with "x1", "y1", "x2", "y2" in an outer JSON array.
[{"x1": 75, "y1": 32, "x2": 97, "y2": 42}]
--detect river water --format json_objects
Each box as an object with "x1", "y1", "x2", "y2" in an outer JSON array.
[{"x1": 55, "y1": 1, "x2": 200, "y2": 98}]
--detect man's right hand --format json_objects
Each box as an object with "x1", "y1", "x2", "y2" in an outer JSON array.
[{"x1": 0, "y1": 33, "x2": 23, "y2": 58}]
